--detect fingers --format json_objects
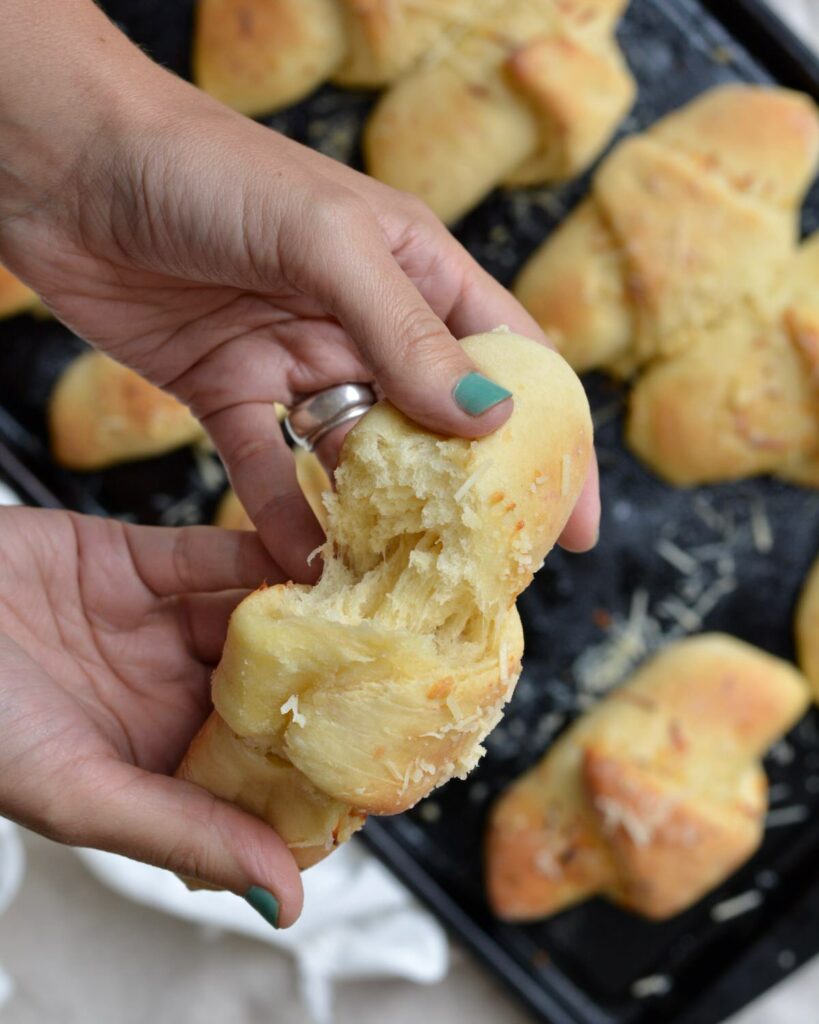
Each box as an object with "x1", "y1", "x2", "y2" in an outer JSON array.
[
  {"x1": 558, "y1": 457, "x2": 601, "y2": 553},
  {"x1": 203, "y1": 401, "x2": 325, "y2": 582},
  {"x1": 446, "y1": 261, "x2": 555, "y2": 349},
  {"x1": 302, "y1": 198, "x2": 513, "y2": 440},
  {"x1": 75, "y1": 763, "x2": 304, "y2": 927},
  {"x1": 121, "y1": 523, "x2": 286, "y2": 596},
  {"x1": 177, "y1": 589, "x2": 249, "y2": 664}
]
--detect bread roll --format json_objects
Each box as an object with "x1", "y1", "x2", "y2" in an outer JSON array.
[
  {"x1": 0, "y1": 265, "x2": 36, "y2": 320},
  {"x1": 515, "y1": 85, "x2": 819, "y2": 485},
  {"x1": 365, "y1": 0, "x2": 634, "y2": 223},
  {"x1": 193, "y1": 0, "x2": 346, "y2": 117},
  {"x1": 193, "y1": 0, "x2": 487, "y2": 116},
  {"x1": 486, "y1": 635, "x2": 809, "y2": 921},
  {"x1": 178, "y1": 330, "x2": 593, "y2": 867},
  {"x1": 49, "y1": 350, "x2": 204, "y2": 471}
]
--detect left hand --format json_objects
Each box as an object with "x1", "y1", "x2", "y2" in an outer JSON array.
[{"x1": 0, "y1": 506, "x2": 303, "y2": 925}]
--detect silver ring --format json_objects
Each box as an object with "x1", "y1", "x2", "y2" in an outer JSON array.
[{"x1": 283, "y1": 383, "x2": 376, "y2": 452}]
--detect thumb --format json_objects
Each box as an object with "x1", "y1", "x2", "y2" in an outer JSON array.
[
  {"x1": 77, "y1": 763, "x2": 304, "y2": 928},
  {"x1": 312, "y1": 208, "x2": 513, "y2": 438}
]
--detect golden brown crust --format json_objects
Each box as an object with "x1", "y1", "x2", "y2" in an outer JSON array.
[
  {"x1": 365, "y1": 0, "x2": 633, "y2": 223},
  {"x1": 179, "y1": 330, "x2": 593, "y2": 862},
  {"x1": 49, "y1": 350, "x2": 204, "y2": 471},
  {"x1": 486, "y1": 634, "x2": 809, "y2": 921},
  {"x1": 0, "y1": 265, "x2": 36, "y2": 320},
  {"x1": 515, "y1": 85, "x2": 819, "y2": 485}
]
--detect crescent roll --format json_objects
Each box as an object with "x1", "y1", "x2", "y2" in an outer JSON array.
[
  {"x1": 49, "y1": 350, "x2": 204, "y2": 470},
  {"x1": 365, "y1": 0, "x2": 634, "y2": 222},
  {"x1": 515, "y1": 85, "x2": 819, "y2": 485},
  {"x1": 178, "y1": 330, "x2": 593, "y2": 867},
  {"x1": 487, "y1": 635, "x2": 809, "y2": 922},
  {"x1": 194, "y1": 0, "x2": 487, "y2": 117}
]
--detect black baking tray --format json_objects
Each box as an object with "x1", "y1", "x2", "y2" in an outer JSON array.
[{"x1": 2, "y1": 1, "x2": 819, "y2": 1022}]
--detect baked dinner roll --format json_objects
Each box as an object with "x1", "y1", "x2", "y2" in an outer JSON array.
[
  {"x1": 193, "y1": 0, "x2": 486, "y2": 117},
  {"x1": 515, "y1": 85, "x2": 819, "y2": 485},
  {"x1": 796, "y1": 554, "x2": 819, "y2": 702},
  {"x1": 178, "y1": 329, "x2": 593, "y2": 867},
  {"x1": 0, "y1": 265, "x2": 37, "y2": 320},
  {"x1": 215, "y1": 450, "x2": 331, "y2": 532},
  {"x1": 365, "y1": 0, "x2": 634, "y2": 223},
  {"x1": 486, "y1": 635, "x2": 809, "y2": 922},
  {"x1": 49, "y1": 350, "x2": 204, "y2": 471}
]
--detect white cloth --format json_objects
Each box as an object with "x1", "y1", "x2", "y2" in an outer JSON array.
[
  {"x1": 0, "y1": 821, "x2": 25, "y2": 1010},
  {"x1": 75, "y1": 843, "x2": 448, "y2": 1024}
]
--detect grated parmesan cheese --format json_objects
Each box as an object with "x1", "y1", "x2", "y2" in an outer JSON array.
[
  {"x1": 750, "y1": 496, "x2": 774, "y2": 554},
  {"x1": 765, "y1": 805, "x2": 809, "y2": 828},
  {"x1": 280, "y1": 694, "x2": 306, "y2": 728},
  {"x1": 654, "y1": 538, "x2": 698, "y2": 576},
  {"x1": 631, "y1": 975, "x2": 672, "y2": 999},
  {"x1": 710, "y1": 889, "x2": 763, "y2": 922},
  {"x1": 454, "y1": 459, "x2": 493, "y2": 503}
]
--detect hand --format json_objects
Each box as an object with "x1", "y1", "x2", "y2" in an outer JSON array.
[
  {"x1": 0, "y1": 506, "x2": 302, "y2": 926},
  {"x1": 0, "y1": 1, "x2": 599, "y2": 584}
]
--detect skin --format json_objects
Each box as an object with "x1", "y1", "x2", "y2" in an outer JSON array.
[{"x1": 0, "y1": 0, "x2": 600, "y2": 921}]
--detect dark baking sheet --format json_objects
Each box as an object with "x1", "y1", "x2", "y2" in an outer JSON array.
[{"x1": 2, "y1": 1, "x2": 819, "y2": 1022}]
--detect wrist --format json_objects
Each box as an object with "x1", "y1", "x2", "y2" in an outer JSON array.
[{"x1": 0, "y1": 1, "x2": 166, "y2": 249}]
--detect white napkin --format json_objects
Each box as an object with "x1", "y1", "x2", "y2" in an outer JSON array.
[{"x1": 75, "y1": 841, "x2": 448, "y2": 1024}]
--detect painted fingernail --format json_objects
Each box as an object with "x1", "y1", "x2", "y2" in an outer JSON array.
[
  {"x1": 453, "y1": 372, "x2": 512, "y2": 416},
  {"x1": 244, "y1": 886, "x2": 280, "y2": 928}
]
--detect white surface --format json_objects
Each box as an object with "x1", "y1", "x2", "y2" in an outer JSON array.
[{"x1": 76, "y1": 843, "x2": 447, "y2": 1024}]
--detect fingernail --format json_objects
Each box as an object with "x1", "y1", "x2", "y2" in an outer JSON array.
[
  {"x1": 453, "y1": 372, "x2": 512, "y2": 416},
  {"x1": 244, "y1": 885, "x2": 280, "y2": 928}
]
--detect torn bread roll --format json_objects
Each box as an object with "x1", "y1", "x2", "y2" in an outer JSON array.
[
  {"x1": 193, "y1": 0, "x2": 484, "y2": 117},
  {"x1": 364, "y1": 0, "x2": 634, "y2": 222},
  {"x1": 515, "y1": 85, "x2": 819, "y2": 485},
  {"x1": 178, "y1": 329, "x2": 593, "y2": 867},
  {"x1": 49, "y1": 350, "x2": 204, "y2": 470},
  {"x1": 486, "y1": 635, "x2": 809, "y2": 922}
]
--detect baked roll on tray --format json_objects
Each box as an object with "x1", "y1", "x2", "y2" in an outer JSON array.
[
  {"x1": 365, "y1": 0, "x2": 635, "y2": 222},
  {"x1": 178, "y1": 329, "x2": 593, "y2": 867},
  {"x1": 515, "y1": 84, "x2": 819, "y2": 486},
  {"x1": 194, "y1": 0, "x2": 484, "y2": 115},
  {"x1": 48, "y1": 350, "x2": 204, "y2": 471},
  {"x1": 487, "y1": 634, "x2": 809, "y2": 922},
  {"x1": 195, "y1": 0, "x2": 635, "y2": 224},
  {"x1": 0, "y1": 265, "x2": 37, "y2": 320}
]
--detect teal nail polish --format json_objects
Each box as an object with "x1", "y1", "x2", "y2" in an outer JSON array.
[
  {"x1": 244, "y1": 886, "x2": 280, "y2": 929},
  {"x1": 453, "y1": 372, "x2": 513, "y2": 416}
]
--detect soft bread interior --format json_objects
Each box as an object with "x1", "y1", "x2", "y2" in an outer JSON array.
[{"x1": 179, "y1": 329, "x2": 592, "y2": 866}]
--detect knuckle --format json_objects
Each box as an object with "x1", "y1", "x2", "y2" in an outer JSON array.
[
  {"x1": 305, "y1": 188, "x2": 370, "y2": 240},
  {"x1": 171, "y1": 529, "x2": 199, "y2": 594},
  {"x1": 251, "y1": 488, "x2": 308, "y2": 532}
]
